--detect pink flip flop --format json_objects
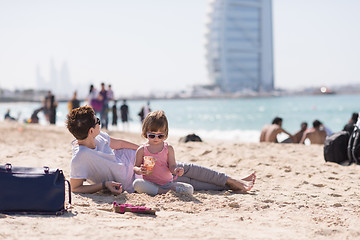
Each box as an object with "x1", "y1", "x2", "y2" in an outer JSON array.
[{"x1": 113, "y1": 202, "x2": 156, "y2": 215}]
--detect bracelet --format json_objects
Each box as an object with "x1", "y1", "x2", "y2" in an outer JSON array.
[{"x1": 102, "y1": 180, "x2": 107, "y2": 190}]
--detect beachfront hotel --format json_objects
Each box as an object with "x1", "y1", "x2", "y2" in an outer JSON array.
[{"x1": 205, "y1": 0, "x2": 274, "y2": 93}]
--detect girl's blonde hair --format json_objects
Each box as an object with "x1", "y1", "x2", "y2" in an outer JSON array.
[{"x1": 141, "y1": 110, "x2": 168, "y2": 139}]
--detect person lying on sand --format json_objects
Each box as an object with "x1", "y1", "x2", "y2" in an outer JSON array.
[{"x1": 66, "y1": 106, "x2": 256, "y2": 195}]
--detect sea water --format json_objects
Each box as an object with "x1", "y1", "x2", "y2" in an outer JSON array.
[{"x1": 1, "y1": 94, "x2": 359, "y2": 142}]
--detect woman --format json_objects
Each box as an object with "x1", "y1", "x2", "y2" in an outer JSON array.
[{"x1": 66, "y1": 106, "x2": 255, "y2": 194}]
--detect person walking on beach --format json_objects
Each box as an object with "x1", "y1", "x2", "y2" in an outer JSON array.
[
  {"x1": 133, "y1": 110, "x2": 194, "y2": 195},
  {"x1": 99, "y1": 83, "x2": 109, "y2": 129},
  {"x1": 120, "y1": 99, "x2": 129, "y2": 131},
  {"x1": 260, "y1": 117, "x2": 293, "y2": 143},
  {"x1": 112, "y1": 100, "x2": 118, "y2": 126},
  {"x1": 49, "y1": 93, "x2": 58, "y2": 124},
  {"x1": 66, "y1": 106, "x2": 255, "y2": 195},
  {"x1": 107, "y1": 84, "x2": 114, "y2": 102},
  {"x1": 43, "y1": 91, "x2": 51, "y2": 122},
  {"x1": 300, "y1": 120, "x2": 327, "y2": 145},
  {"x1": 138, "y1": 101, "x2": 151, "y2": 123},
  {"x1": 68, "y1": 91, "x2": 80, "y2": 112},
  {"x1": 43, "y1": 91, "x2": 58, "y2": 124},
  {"x1": 86, "y1": 84, "x2": 102, "y2": 114}
]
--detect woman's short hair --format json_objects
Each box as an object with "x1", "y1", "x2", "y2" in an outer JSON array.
[
  {"x1": 66, "y1": 105, "x2": 96, "y2": 140},
  {"x1": 141, "y1": 110, "x2": 168, "y2": 139}
]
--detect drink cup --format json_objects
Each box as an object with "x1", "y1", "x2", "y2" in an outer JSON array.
[{"x1": 143, "y1": 156, "x2": 156, "y2": 174}]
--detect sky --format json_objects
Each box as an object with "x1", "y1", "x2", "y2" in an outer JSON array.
[{"x1": 0, "y1": 0, "x2": 359, "y2": 98}]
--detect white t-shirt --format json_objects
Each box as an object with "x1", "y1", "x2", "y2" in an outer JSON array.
[{"x1": 70, "y1": 131, "x2": 140, "y2": 193}]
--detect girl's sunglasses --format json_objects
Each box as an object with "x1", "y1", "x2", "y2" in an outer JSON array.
[
  {"x1": 94, "y1": 117, "x2": 101, "y2": 126},
  {"x1": 147, "y1": 132, "x2": 165, "y2": 139}
]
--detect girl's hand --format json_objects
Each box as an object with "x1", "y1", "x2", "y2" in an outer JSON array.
[
  {"x1": 141, "y1": 164, "x2": 148, "y2": 175},
  {"x1": 139, "y1": 164, "x2": 150, "y2": 175},
  {"x1": 134, "y1": 165, "x2": 148, "y2": 175},
  {"x1": 174, "y1": 167, "x2": 184, "y2": 177}
]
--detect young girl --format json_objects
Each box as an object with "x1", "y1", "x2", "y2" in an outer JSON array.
[{"x1": 133, "y1": 110, "x2": 194, "y2": 195}]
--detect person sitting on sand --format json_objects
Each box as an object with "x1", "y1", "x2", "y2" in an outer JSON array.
[
  {"x1": 343, "y1": 112, "x2": 358, "y2": 134},
  {"x1": 133, "y1": 110, "x2": 194, "y2": 195},
  {"x1": 4, "y1": 109, "x2": 16, "y2": 121},
  {"x1": 281, "y1": 122, "x2": 308, "y2": 143},
  {"x1": 260, "y1": 117, "x2": 293, "y2": 143},
  {"x1": 27, "y1": 107, "x2": 43, "y2": 124},
  {"x1": 300, "y1": 120, "x2": 327, "y2": 145},
  {"x1": 293, "y1": 122, "x2": 308, "y2": 143},
  {"x1": 66, "y1": 106, "x2": 256, "y2": 195}
]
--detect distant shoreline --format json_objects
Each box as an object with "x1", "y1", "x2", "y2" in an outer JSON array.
[{"x1": 1, "y1": 91, "x2": 355, "y2": 104}]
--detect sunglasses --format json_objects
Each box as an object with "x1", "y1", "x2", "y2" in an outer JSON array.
[
  {"x1": 94, "y1": 117, "x2": 101, "y2": 126},
  {"x1": 147, "y1": 132, "x2": 165, "y2": 139}
]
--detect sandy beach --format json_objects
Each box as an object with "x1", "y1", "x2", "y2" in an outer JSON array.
[{"x1": 1, "y1": 121, "x2": 360, "y2": 240}]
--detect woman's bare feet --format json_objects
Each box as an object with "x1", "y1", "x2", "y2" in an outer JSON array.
[
  {"x1": 226, "y1": 172, "x2": 256, "y2": 192},
  {"x1": 241, "y1": 171, "x2": 256, "y2": 182}
]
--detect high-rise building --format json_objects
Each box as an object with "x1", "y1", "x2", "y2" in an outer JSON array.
[
  {"x1": 36, "y1": 59, "x2": 74, "y2": 97},
  {"x1": 205, "y1": 0, "x2": 274, "y2": 93}
]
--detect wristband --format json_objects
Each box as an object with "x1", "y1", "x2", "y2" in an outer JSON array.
[{"x1": 102, "y1": 180, "x2": 107, "y2": 190}]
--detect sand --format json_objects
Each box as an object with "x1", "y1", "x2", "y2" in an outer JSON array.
[{"x1": 1, "y1": 121, "x2": 360, "y2": 240}]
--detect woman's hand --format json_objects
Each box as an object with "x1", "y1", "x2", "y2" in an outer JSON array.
[{"x1": 104, "y1": 181, "x2": 122, "y2": 194}]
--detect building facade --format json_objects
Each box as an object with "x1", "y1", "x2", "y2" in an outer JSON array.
[{"x1": 205, "y1": 0, "x2": 274, "y2": 93}]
